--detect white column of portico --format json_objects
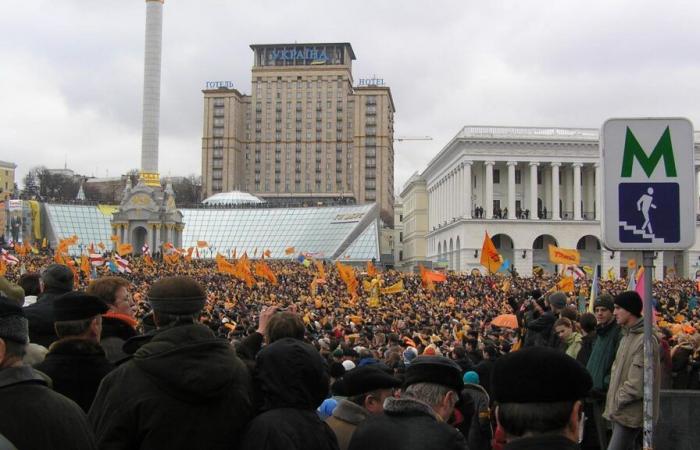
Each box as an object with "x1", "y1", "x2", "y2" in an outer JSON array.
[
  {"x1": 573, "y1": 162, "x2": 582, "y2": 221},
  {"x1": 485, "y1": 161, "x2": 494, "y2": 219},
  {"x1": 464, "y1": 162, "x2": 472, "y2": 218},
  {"x1": 451, "y1": 171, "x2": 456, "y2": 220},
  {"x1": 551, "y1": 162, "x2": 561, "y2": 220},
  {"x1": 440, "y1": 180, "x2": 445, "y2": 224},
  {"x1": 507, "y1": 161, "x2": 517, "y2": 219},
  {"x1": 595, "y1": 163, "x2": 601, "y2": 221},
  {"x1": 529, "y1": 162, "x2": 539, "y2": 220},
  {"x1": 457, "y1": 165, "x2": 463, "y2": 217},
  {"x1": 584, "y1": 166, "x2": 595, "y2": 220}
]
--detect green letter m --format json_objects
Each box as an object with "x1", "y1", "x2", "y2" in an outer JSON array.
[{"x1": 620, "y1": 126, "x2": 677, "y2": 177}]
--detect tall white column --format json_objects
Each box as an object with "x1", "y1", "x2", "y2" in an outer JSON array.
[
  {"x1": 141, "y1": 0, "x2": 164, "y2": 176},
  {"x1": 551, "y1": 162, "x2": 561, "y2": 220},
  {"x1": 450, "y1": 172, "x2": 456, "y2": 220},
  {"x1": 573, "y1": 162, "x2": 582, "y2": 220},
  {"x1": 507, "y1": 162, "x2": 517, "y2": 219},
  {"x1": 584, "y1": 166, "x2": 595, "y2": 220},
  {"x1": 464, "y1": 162, "x2": 473, "y2": 219},
  {"x1": 595, "y1": 163, "x2": 601, "y2": 221},
  {"x1": 529, "y1": 162, "x2": 539, "y2": 220},
  {"x1": 485, "y1": 161, "x2": 494, "y2": 219}
]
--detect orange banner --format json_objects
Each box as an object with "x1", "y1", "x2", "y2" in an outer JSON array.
[
  {"x1": 480, "y1": 232, "x2": 502, "y2": 273},
  {"x1": 548, "y1": 244, "x2": 580, "y2": 266}
]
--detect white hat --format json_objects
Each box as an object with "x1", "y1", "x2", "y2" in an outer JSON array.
[{"x1": 342, "y1": 360, "x2": 356, "y2": 371}]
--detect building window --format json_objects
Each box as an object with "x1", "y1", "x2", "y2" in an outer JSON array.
[
  {"x1": 399, "y1": 232, "x2": 403, "y2": 242},
  {"x1": 493, "y1": 169, "x2": 500, "y2": 184}
]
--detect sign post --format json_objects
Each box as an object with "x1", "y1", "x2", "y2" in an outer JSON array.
[{"x1": 601, "y1": 118, "x2": 695, "y2": 450}]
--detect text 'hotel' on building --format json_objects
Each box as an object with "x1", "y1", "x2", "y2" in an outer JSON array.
[{"x1": 201, "y1": 43, "x2": 396, "y2": 226}]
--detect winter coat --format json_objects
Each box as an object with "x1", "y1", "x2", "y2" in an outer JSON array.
[
  {"x1": 240, "y1": 338, "x2": 338, "y2": 450},
  {"x1": 0, "y1": 365, "x2": 95, "y2": 450},
  {"x1": 325, "y1": 399, "x2": 369, "y2": 450},
  {"x1": 475, "y1": 358, "x2": 495, "y2": 398},
  {"x1": 461, "y1": 383, "x2": 492, "y2": 450},
  {"x1": 88, "y1": 323, "x2": 253, "y2": 450},
  {"x1": 34, "y1": 338, "x2": 113, "y2": 412},
  {"x1": 524, "y1": 310, "x2": 557, "y2": 348},
  {"x1": 24, "y1": 287, "x2": 72, "y2": 347},
  {"x1": 562, "y1": 332, "x2": 583, "y2": 359},
  {"x1": 576, "y1": 332, "x2": 596, "y2": 366},
  {"x1": 603, "y1": 318, "x2": 660, "y2": 428},
  {"x1": 100, "y1": 312, "x2": 138, "y2": 364},
  {"x1": 503, "y1": 434, "x2": 580, "y2": 450},
  {"x1": 347, "y1": 397, "x2": 468, "y2": 450},
  {"x1": 585, "y1": 319, "x2": 621, "y2": 394}
]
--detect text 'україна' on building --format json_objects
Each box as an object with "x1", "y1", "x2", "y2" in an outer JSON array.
[
  {"x1": 397, "y1": 125, "x2": 700, "y2": 279},
  {"x1": 201, "y1": 43, "x2": 396, "y2": 226}
]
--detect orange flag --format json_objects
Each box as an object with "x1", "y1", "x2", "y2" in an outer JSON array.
[
  {"x1": 117, "y1": 243, "x2": 133, "y2": 256},
  {"x1": 80, "y1": 255, "x2": 91, "y2": 278},
  {"x1": 0, "y1": 260, "x2": 6, "y2": 277},
  {"x1": 234, "y1": 255, "x2": 255, "y2": 288},
  {"x1": 548, "y1": 244, "x2": 581, "y2": 266},
  {"x1": 54, "y1": 251, "x2": 66, "y2": 265},
  {"x1": 419, "y1": 265, "x2": 435, "y2": 291},
  {"x1": 480, "y1": 232, "x2": 503, "y2": 274},
  {"x1": 285, "y1": 247, "x2": 296, "y2": 255},
  {"x1": 254, "y1": 261, "x2": 278, "y2": 285},
  {"x1": 197, "y1": 240, "x2": 208, "y2": 248},
  {"x1": 367, "y1": 261, "x2": 378, "y2": 278},
  {"x1": 315, "y1": 260, "x2": 326, "y2": 280},
  {"x1": 97, "y1": 242, "x2": 105, "y2": 251},
  {"x1": 556, "y1": 276, "x2": 575, "y2": 293},
  {"x1": 144, "y1": 254, "x2": 155, "y2": 267},
  {"x1": 264, "y1": 249, "x2": 272, "y2": 258},
  {"x1": 110, "y1": 235, "x2": 120, "y2": 243},
  {"x1": 335, "y1": 261, "x2": 358, "y2": 299}
]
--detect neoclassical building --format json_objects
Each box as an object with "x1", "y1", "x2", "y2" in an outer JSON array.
[{"x1": 404, "y1": 125, "x2": 700, "y2": 278}]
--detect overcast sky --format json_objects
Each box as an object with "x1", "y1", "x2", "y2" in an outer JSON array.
[{"x1": 2, "y1": 0, "x2": 699, "y2": 192}]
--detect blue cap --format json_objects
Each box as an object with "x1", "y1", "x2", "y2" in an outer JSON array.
[{"x1": 463, "y1": 371, "x2": 479, "y2": 385}]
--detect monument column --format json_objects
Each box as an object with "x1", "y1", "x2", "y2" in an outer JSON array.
[
  {"x1": 573, "y1": 162, "x2": 582, "y2": 220},
  {"x1": 485, "y1": 161, "x2": 494, "y2": 219},
  {"x1": 507, "y1": 161, "x2": 517, "y2": 219}
]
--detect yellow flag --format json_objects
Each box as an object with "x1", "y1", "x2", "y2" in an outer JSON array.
[
  {"x1": 117, "y1": 243, "x2": 133, "y2": 256},
  {"x1": 480, "y1": 232, "x2": 502, "y2": 274},
  {"x1": 41, "y1": 237, "x2": 48, "y2": 249},
  {"x1": 381, "y1": 280, "x2": 404, "y2": 295},
  {"x1": 548, "y1": 244, "x2": 581, "y2": 266}
]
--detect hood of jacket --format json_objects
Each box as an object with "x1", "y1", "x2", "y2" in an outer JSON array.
[
  {"x1": 133, "y1": 323, "x2": 243, "y2": 403},
  {"x1": 255, "y1": 337, "x2": 329, "y2": 411},
  {"x1": 625, "y1": 317, "x2": 644, "y2": 336}
]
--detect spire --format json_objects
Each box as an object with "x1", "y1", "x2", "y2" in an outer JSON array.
[{"x1": 76, "y1": 183, "x2": 86, "y2": 201}]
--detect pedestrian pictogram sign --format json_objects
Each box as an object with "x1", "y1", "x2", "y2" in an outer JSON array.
[{"x1": 601, "y1": 118, "x2": 695, "y2": 250}]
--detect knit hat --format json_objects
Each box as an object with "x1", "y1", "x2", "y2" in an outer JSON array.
[
  {"x1": 334, "y1": 365, "x2": 401, "y2": 397},
  {"x1": 548, "y1": 292, "x2": 567, "y2": 310},
  {"x1": 54, "y1": 292, "x2": 109, "y2": 322},
  {"x1": 41, "y1": 264, "x2": 74, "y2": 292},
  {"x1": 403, "y1": 355, "x2": 463, "y2": 394},
  {"x1": 342, "y1": 360, "x2": 356, "y2": 371},
  {"x1": 0, "y1": 299, "x2": 29, "y2": 344},
  {"x1": 463, "y1": 371, "x2": 480, "y2": 385},
  {"x1": 614, "y1": 291, "x2": 643, "y2": 317},
  {"x1": 593, "y1": 293, "x2": 615, "y2": 312},
  {"x1": 492, "y1": 346, "x2": 592, "y2": 403},
  {"x1": 147, "y1": 276, "x2": 206, "y2": 315}
]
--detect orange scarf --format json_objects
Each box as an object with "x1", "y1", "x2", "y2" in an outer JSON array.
[{"x1": 103, "y1": 311, "x2": 138, "y2": 329}]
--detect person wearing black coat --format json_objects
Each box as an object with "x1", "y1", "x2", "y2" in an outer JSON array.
[
  {"x1": 240, "y1": 337, "x2": 339, "y2": 450},
  {"x1": 0, "y1": 299, "x2": 96, "y2": 450},
  {"x1": 23, "y1": 264, "x2": 74, "y2": 347},
  {"x1": 89, "y1": 277, "x2": 253, "y2": 450},
  {"x1": 348, "y1": 356, "x2": 467, "y2": 450},
  {"x1": 34, "y1": 292, "x2": 113, "y2": 412}
]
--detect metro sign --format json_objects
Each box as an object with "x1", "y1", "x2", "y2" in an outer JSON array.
[{"x1": 601, "y1": 118, "x2": 695, "y2": 250}]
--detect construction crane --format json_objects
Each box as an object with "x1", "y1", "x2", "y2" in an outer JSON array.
[{"x1": 394, "y1": 136, "x2": 433, "y2": 142}]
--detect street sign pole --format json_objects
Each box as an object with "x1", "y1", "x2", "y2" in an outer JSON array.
[{"x1": 642, "y1": 250, "x2": 654, "y2": 450}]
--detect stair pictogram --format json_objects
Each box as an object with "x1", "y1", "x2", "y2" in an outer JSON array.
[{"x1": 619, "y1": 221, "x2": 665, "y2": 244}]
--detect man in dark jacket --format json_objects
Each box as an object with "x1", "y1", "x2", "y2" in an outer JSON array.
[
  {"x1": 348, "y1": 355, "x2": 468, "y2": 450},
  {"x1": 0, "y1": 299, "x2": 95, "y2": 449},
  {"x1": 493, "y1": 346, "x2": 592, "y2": 450},
  {"x1": 34, "y1": 292, "x2": 113, "y2": 411},
  {"x1": 461, "y1": 371, "x2": 491, "y2": 450},
  {"x1": 24, "y1": 264, "x2": 73, "y2": 347},
  {"x1": 326, "y1": 365, "x2": 401, "y2": 450},
  {"x1": 240, "y1": 337, "x2": 339, "y2": 450},
  {"x1": 524, "y1": 291, "x2": 566, "y2": 348},
  {"x1": 584, "y1": 294, "x2": 622, "y2": 450},
  {"x1": 89, "y1": 276, "x2": 253, "y2": 450},
  {"x1": 86, "y1": 276, "x2": 138, "y2": 364}
]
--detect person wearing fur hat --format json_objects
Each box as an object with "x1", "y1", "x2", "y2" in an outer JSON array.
[
  {"x1": 24, "y1": 264, "x2": 74, "y2": 347},
  {"x1": 89, "y1": 276, "x2": 253, "y2": 450},
  {"x1": 0, "y1": 299, "x2": 96, "y2": 449},
  {"x1": 33, "y1": 292, "x2": 114, "y2": 412},
  {"x1": 604, "y1": 291, "x2": 660, "y2": 450},
  {"x1": 326, "y1": 365, "x2": 401, "y2": 450},
  {"x1": 348, "y1": 356, "x2": 468, "y2": 450},
  {"x1": 583, "y1": 293, "x2": 622, "y2": 449},
  {"x1": 492, "y1": 346, "x2": 592, "y2": 450}
]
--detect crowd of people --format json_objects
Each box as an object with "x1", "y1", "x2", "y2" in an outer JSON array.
[{"x1": 0, "y1": 252, "x2": 699, "y2": 449}]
